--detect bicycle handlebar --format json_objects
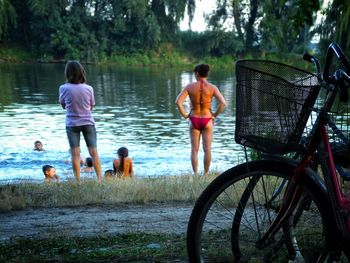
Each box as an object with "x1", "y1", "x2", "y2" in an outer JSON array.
[
  {"x1": 324, "y1": 42, "x2": 350, "y2": 82},
  {"x1": 304, "y1": 42, "x2": 350, "y2": 102},
  {"x1": 303, "y1": 53, "x2": 322, "y2": 80}
]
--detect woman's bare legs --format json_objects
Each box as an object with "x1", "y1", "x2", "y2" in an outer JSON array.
[
  {"x1": 202, "y1": 123, "x2": 213, "y2": 176},
  {"x1": 190, "y1": 128, "x2": 201, "y2": 176},
  {"x1": 71, "y1": 147, "x2": 82, "y2": 182},
  {"x1": 88, "y1": 147, "x2": 102, "y2": 182},
  {"x1": 190, "y1": 122, "x2": 213, "y2": 176}
]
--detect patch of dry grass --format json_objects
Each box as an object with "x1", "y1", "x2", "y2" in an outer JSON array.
[{"x1": 0, "y1": 173, "x2": 220, "y2": 212}]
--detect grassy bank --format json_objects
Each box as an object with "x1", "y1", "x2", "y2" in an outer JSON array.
[
  {"x1": 0, "y1": 232, "x2": 187, "y2": 262},
  {"x1": 0, "y1": 174, "x2": 218, "y2": 212},
  {"x1": 0, "y1": 175, "x2": 217, "y2": 262}
]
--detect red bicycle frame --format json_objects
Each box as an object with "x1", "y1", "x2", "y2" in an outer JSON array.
[{"x1": 257, "y1": 98, "x2": 350, "y2": 249}]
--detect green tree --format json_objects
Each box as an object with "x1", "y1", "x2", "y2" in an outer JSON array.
[
  {"x1": 208, "y1": 0, "x2": 259, "y2": 53},
  {"x1": 178, "y1": 30, "x2": 244, "y2": 58},
  {"x1": 150, "y1": 0, "x2": 195, "y2": 42},
  {"x1": 319, "y1": 0, "x2": 350, "y2": 54},
  {"x1": 106, "y1": 0, "x2": 161, "y2": 53},
  {"x1": 208, "y1": 0, "x2": 320, "y2": 55},
  {"x1": 0, "y1": 0, "x2": 17, "y2": 41},
  {"x1": 260, "y1": 0, "x2": 320, "y2": 53},
  {"x1": 25, "y1": 0, "x2": 70, "y2": 58},
  {"x1": 3, "y1": 0, "x2": 198, "y2": 61}
]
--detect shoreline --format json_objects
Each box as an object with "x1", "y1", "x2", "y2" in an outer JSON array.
[
  {"x1": 0, "y1": 45, "x2": 239, "y2": 69},
  {"x1": 0, "y1": 174, "x2": 216, "y2": 213}
]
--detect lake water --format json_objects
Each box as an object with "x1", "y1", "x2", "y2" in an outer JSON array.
[{"x1": 0, "y1": 62, "x2": 245, "y2": 183}]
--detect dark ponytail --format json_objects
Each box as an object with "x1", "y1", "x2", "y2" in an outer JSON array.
[{"x1": 117, "y1": 147, "x2": 129, "y2": 172}]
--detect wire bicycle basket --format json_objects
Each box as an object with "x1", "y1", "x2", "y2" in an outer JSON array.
[
  {"x1": 235, "y1": 60, "x2": 321, "y2": 154},
  {"x1": 317, "y1": 90, "x2": 350, "y2": 168}
]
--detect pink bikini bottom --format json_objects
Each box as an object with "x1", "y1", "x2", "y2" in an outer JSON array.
[{"x1": 189, "y1": 116, "x2": 212, "y2": 130}]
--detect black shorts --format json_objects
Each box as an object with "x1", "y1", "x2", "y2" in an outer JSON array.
[{"x1": 66, "y1": 125, "x2": 97, "y2": 149}]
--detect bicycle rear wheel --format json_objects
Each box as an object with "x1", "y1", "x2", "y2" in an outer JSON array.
[{"x1": 187, "y1": 160, "x2": 333, "y2": 262}]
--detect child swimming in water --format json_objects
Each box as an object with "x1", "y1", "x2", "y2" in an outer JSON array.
[
  {"x1": 34, "y1": 141, "x2": 44, "y2": 151},
  {"x1": 42, "y1": 165, "x2": 60, "y2": 183},
  {"x1": 81, "y1": 157, "x2": 94, "y2": 173},
  {"x1": 104, "y1": 169, "x2": 116, "y2": 181}
]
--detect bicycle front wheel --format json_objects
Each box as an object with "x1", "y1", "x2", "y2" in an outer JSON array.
[{"x1": 187, "y1": 160, "x2": 331, "y2": 262}]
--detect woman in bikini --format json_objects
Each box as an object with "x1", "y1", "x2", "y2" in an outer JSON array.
[{"x1": 175, "y1": 64, "x2": 226, "y2": 176}]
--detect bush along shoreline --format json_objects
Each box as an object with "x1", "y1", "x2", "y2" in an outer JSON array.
[{"x1": 0, "y1": 45, "x2": 315, "y2": 71}]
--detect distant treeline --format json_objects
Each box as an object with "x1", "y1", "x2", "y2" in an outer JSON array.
[{"x1": 0, "y1": 0, "x2": 349, "y2": 63}]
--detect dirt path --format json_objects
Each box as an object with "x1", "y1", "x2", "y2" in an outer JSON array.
[{"x1": 0, "y1": 203, "x2": 194, "y2": 241}]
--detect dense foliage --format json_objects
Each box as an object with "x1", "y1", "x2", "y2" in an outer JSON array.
[
  {"x1": 0, "y1": 0, "x2": 348, "y2": 62},
  {"x1": 318, "y1": 0, "x2": 350, "y2": 55},
  {"x1": 204, "y1": 0, "x2": 320, "y2": 55},
  {"x1": 1, "y1": 0, "x2": 195, "y2": 61}
]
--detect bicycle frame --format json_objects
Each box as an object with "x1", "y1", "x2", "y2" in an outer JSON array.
[
  {"x1": 257, "y1": 43, "x2": 350, "y2": 248},
  {"x1": 186, "y1": 42, "x2": 350, "y2": 262}
]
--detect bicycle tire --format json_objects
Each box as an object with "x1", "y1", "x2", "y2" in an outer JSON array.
[{"x1": 187, "y1": 160, "x2": 340, "y2": 262}]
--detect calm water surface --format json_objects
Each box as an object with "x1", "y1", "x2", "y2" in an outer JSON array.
[{"x1": 0, "y1": 63, "x2": 244, "y2": 183}]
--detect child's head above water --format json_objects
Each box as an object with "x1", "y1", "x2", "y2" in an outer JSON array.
[
  {"x1": 85, "y1": 157, "x2": 93, "y2": 167},
  {"x1": 34, "y1": 140, "x2": 44, "y2": 151},
  {"x1": 42, "y1": 165, "x2": 56, "y2": 179},
  {"x1": 104, "y1": 169, "x2": 115, "y2": 180}
]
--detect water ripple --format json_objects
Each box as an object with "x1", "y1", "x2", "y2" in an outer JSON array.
[{"x1": 0, "y1": 64, "x2": 245, "y2": 183}]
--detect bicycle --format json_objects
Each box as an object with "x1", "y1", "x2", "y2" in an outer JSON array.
[{"x1": 186, "y1": 42, "x2": 350, "y2": 262}]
